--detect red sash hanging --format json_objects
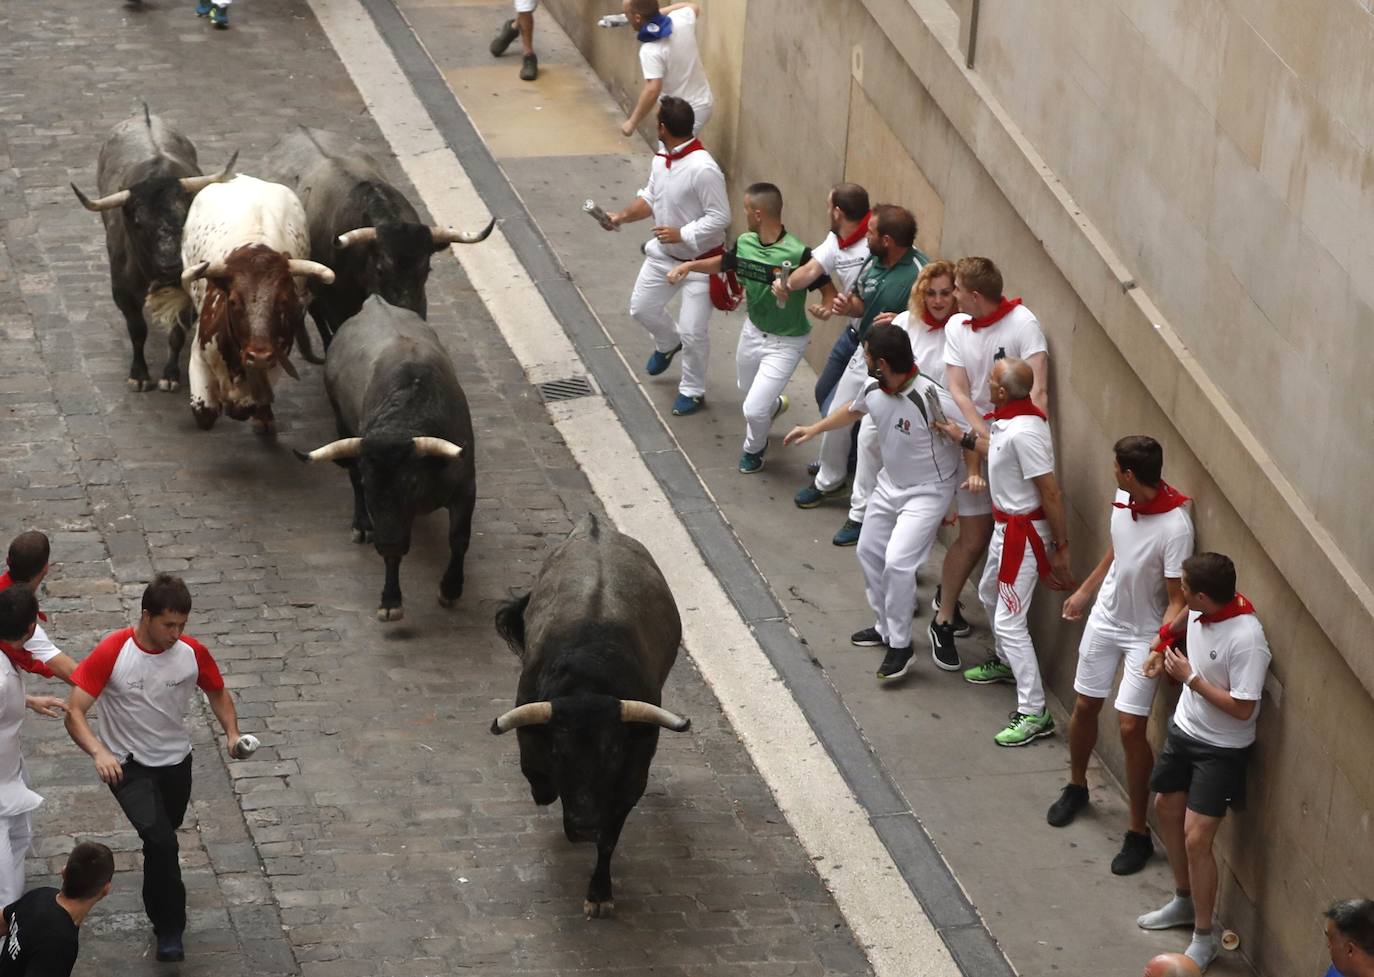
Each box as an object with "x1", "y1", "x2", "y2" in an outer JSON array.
[{"x1": 993, "y1": 506, "x2": 1050, "y2": 614}]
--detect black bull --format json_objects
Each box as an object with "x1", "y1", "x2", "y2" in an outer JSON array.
[
  {"x1": 71, "y1": 110, "x2": 235, "y2": 391},
  {"x1": 491, "y1": 514, "x2": 690, "y2": 918},
  {"x1": 261, "y1": 127, "x2": 493, "y2": 346},
  {"x1": 295, "y1": 296, "x2": 476, "y2": 621}
]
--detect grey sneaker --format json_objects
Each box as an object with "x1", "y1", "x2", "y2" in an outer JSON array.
[
  {"x1": 490, "y1": 18, "x2": 520, "y2": 56},
  {"x1": 520, "y1": 53, "x2": 539, "y2": 81}
]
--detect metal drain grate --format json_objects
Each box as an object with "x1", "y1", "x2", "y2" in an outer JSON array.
[{"x1": 537, "y1": 375, "x2": 597, "y2": 403}]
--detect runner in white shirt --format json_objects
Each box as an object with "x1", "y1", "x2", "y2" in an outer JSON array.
[
  {"x1": 929, "y1": 256, "x2": 1050, "y2": 670},
  {"x1": 607, "y1": 96, "x2": 730, "y2": 417},
  {"x1": 0, "y1": 589, "x2": 67, "y2": 909},
  {"x1": 0, "y1": 532, "x2": 76, "y2": 685},
  {"x1": 1047, "y1": 436, "x2": 1193, "y2": 877},
  {"x1": 936, "y1": 357, "x2": 1072, "y2": 747},
  {"x1": 1136, "y1": 553, "x2": 1271, "y2": 972},
  {"x1": 64, "y1": 575, "x2": 246, "y2": 964},
  {"x1": 784, "y1": 324, "x2": 968, "y2": 682},
  {"x1": 622, "y1": 1, "x2": 713, "y2": 136}
]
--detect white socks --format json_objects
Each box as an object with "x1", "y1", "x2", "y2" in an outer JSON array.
[
  {"x1": 1186, "y1": 929, "x2": 1219, "y2": 971},
  {"x1": 1137, "y1": 892, "x2": 1195, "y2": 930}
]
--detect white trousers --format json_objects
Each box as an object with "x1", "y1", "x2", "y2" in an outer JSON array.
[
  {"x1": 629, "y1": 248, "x2": 714, "y2": 398},
  {"x1": 814, "y1": 350, "x2": 870, "y2": 492},
  {"x1": 736, "y1": 319, "x2": 808, "y2": 453},
  {"x1": 0, "y1": 811, "x2": 33, "y2": 908},
  {"x1": 978, "y1": 520, "x2": 1051, "y2": 715},
  {"x1": 690, "y1": 101, "x2": 713, "y2": 134},
  {"x1": 857, "y1": 474, "x2": 956, "y2": 650},
  {"x1": 849, "y1": 414, "x2": 882, "y2": 523}
]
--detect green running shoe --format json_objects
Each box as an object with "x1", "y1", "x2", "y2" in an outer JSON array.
[
  {"x1": 994, "y1": 710, "x2": 1055, "y2": 747},
  {"x1": 963, "y1": 658, "x2": 1014, "y2": 684}
]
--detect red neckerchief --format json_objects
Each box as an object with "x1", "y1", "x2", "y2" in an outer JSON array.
[
  {"x1": 656, "y1": 138, "x2": 705, "y2": 170},
  {"x1": 0, "y1": 569, "x2": 57, "y2": 679},
  {"x1": 1113, "y1": 481, "x2": 1190, "y2": 521},
  {"x1": 984, "y1": 397, "x2": 1047, "y2": 423},
  {"x1": 968, "y1": 296, "x2": 1023, "y2": 331},
  {"x1": 837, "y1": 211, "x2": 871, "y2": 250},
  {"x1": 879, "y1": 367, "x2": 919, "y2": 395},
  {"x1": 1199, "y1": 593, "x2": 1255, "y2": 624},
  {"x1": 921, "y1": 309, "x2": 948, "y2": 331}
]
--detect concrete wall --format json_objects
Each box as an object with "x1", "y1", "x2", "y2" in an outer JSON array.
[{"x1": 537, "y1": 2, "x2": 1374, "y2": 975}]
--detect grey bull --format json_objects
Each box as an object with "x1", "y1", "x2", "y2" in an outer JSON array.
[
  {"x1": 260, "y1": 127, "x2": 493, "y2": 346},
  {"x1": 71, "y1": 108, "x2": 235, "y2": 391},
  {"x1": 296, "y1": 296, "x2": 477, "y2": 621},
  {"x1": 491, "y1": 514, "x2": 691, "y2": 918}
]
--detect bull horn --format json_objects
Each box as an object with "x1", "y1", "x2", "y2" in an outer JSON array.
[
  {"x1": 335, "y1": 227, "x2": 378, "y2": 249},
  {"x1": 287, "y1": 259, "x2": 335, "y2": 285},
  {"x1": 178, "y1": 150, "x2": 239, "y2": 194},
  {"x1": 279, "y1": 357, "x2": 301, "y2": 381},
  {"x1": 294, "y1": 437, "x2": 363, "y2": 463},
  {"x1": 619, "y1": 700, "x2": 691, "y2": 732},
  {"x1": 412, "y1": 437, "x2": 463, "y2": 460},
  {"x1": 180, "y1": 260, "x2": 212, "y2": 290},
  {"x1": 430, "y1": 217, "x2": 497, "y2": 246},
  {"x1": 490, "y1": 701, "x2": 553, "y2": 735},
  {"x1": 71, "y1": 183, "x2": 130, "y2": 213}
]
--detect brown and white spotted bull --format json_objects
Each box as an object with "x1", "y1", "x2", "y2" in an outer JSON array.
[
  {"x1": 71, "y1": 107, "x2": 236, "y2": 391},
  {"x1": 180, "y1": 175, "x2": 332, "y2": 434}
]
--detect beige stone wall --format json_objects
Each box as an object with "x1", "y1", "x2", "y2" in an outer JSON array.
[{"x1": 538, "y1": 1, "x2": 1374, "y2": 974}]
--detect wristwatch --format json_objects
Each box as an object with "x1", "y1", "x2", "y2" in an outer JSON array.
[
  {"x1": 1050, "y1": 538, "x2": 1068, "y2": 552},
  {"x1": 960, "y1": 431, "x2": 977, "y2": 450}
]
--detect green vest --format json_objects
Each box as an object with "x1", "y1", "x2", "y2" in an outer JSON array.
[
  {"x1": 731, "y1": 231, "x2": 812, "y2": 337},
  {"x1": 854, "y1": 247, "x2": 928, "y2": 340}
]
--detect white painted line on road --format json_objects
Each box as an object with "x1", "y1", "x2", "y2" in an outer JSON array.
[{"x1": 306, "y1": 2, "x2": 961, "y2": 974}]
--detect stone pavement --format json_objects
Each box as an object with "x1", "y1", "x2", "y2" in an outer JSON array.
[
  {"x1": 394, "y1": 2, "x2": 1256, "y2": 976},
  {"x1": 0, "y1": 2, "x2": 871, "y2": 976}
]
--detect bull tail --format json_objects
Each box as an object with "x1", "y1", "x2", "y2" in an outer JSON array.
[
  {"x1": 143, "y1": 101, "x2": 152, "y2": 129},
  {"x1": 494, "y1": 592, "x2": 531, "y2": 654},
  {"x1": 294, "y1": 320, "x2": 325, "y2": 365},
  {"x1": 143, "y1": 286, "x2": 194, "y2": 335}
]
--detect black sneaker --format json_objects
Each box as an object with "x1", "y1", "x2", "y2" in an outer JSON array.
[
  {"x1": 850, "y1": 627, "x2": 884, "y2": 647},
  {"x1": 928, "y1": 620, "x2": 960, "y2": 671},
  {"x1": 1046, "y1": 783, "x2": 1090, "y2": 827},
  {"x1": 490, "y1": 18, "x2": 520, "y2": 56},
  {"x1": 877, "y1": 645, "x2": 915, "y2": 682},
  {"x1": 155, "y1": 932, "x2": 185, "y2": 962},
  {"x1": 932, "y1": 585, "x2": 972, "y2": 637},
  {"x1": 1110, "y1": 830, "x2": 1154, "y2": 876}
]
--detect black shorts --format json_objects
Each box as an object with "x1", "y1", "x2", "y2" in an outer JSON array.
[{"x1": 1149, "y1": 724, "x2": 1251, "y2": 817}]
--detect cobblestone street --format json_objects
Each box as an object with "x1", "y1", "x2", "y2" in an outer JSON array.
[{"x1": 0, "y1": 2, "x2": 871, "y2": 974}]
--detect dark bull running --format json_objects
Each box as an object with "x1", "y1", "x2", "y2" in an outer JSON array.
[
  {"x1": 491, "y1": 514, "x2": 691, "y2": 918},
  {"x1": 296, "y1": 296, "x2": 477, "y2": 622},
  {"x1": 71, "y1": 108, "x2": 236, "y2": 392},
  {"x1": 261, "y1": 126, "x2": 495, "y2": 346}
]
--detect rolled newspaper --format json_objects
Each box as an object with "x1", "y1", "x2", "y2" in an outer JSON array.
[
  {"x1": 231, "y1": 734, "x2": 261, "y2": 759},
  {"x1": 774, "y1": 260, "x2": 792, "y2": 308},
  {"x1": 584, "y1": 199, "x2": 617, "y2": 231},
  {"x1": 597, "y1": 13, "x2": 629, "y2": 27},
  {"x1": 1221, "y1": 931, "x2": 1240, "y2": 952}
]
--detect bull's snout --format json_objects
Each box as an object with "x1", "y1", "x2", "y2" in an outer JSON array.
[{"x1": 242, "y1": 347, "x2": 276, "y2": 369}]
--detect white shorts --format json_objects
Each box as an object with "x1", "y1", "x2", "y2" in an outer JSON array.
[
  {"x1": 514, "y1": 0, "x2": 537, "y2": 12},
  {"x1": 1072, "y1": 617, "x2": 1160, "y2": 717},
  {"x1": 955, "y1": 456, "x2": 993, "y2": 517}
]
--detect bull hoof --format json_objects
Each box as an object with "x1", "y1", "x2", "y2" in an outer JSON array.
[
  {"x1": 158, "y1": 378, "x2": 179, "y2": 392},
  {"x1": 191, "y1": 406, "x2": 219, "y2": 430},
  {"x1": 376, "y1": 606, "x2": 404, "y2": 623},
  {"x1": 437, "y1": 592, "x2": 457, "y2": 609},
  {"x1": 350, "y1": 529, "x2": 373, "y2": 544},
  {"x1": 127, "y1": 377, "x2": 152, "y2": 392},
  {"x1": 251, "y1": 418, "x2": 277, "y2": 436},
  {"x1": 583, "y1": 899, "x2": 615, "y2": 920}
]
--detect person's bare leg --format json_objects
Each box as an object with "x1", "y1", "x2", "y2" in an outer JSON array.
[
  {"x1": 1155, "y1": 791, "x2": 1190, "y2": 890},
  {"x1": 935, "y1": 513, "x2": 992, "y2": 625},
  {"x1": 1183, "y1": 811, "x2": 1223, "y2": 929},
  {"x1": 517, "y1": 11, "x2": 534, "y2": 56},
  {"x1": 1067, "y1": 694, "x2": 1104, "y2": 787},
  {"x1": 1119, "y1": 713, "x2": 1155, "y2": 834}
]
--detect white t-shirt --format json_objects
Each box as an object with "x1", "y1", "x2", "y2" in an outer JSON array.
[
  {"x1": 851, "y1": 375, "x2": 964, "y2": 488},
  {"x1": 893, "y1": 311, "x2": 949, "y2": 387},
  {"x1": 638, "y1": 8, "x2": 713, "y2": 123},
  {"x1": 72, "y1": 628, "x2": 225, "y2": 768},
  {"x1": 1090, "y1": 490, "x2": 1193, "y2": 636},
  {"x1": 637, "y1": 144, "x2": 729, "y2": 262},
  {"x1": 987, "y1": 413, "x2": 1055, "y2": 514},
  {"x1": 944, "y1": 304, "x2": 1048, "y2": 416},
  {"x1": 1173, "y1": 611, "x2": 1271, "y2": 748},
  {"x1": 0, "y1": 658, "x2": 43, "y2": 818},
  {"x1": 810, "y1": 230, "x2": 871, "y2": 306}
]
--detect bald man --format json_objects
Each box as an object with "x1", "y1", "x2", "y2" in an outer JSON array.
[
  {"x1": 1143, "y1": 952, "x2": 1202, "y2": 977},
  {"x1": 937, "y1": 357, "x2": 1072, "y2": 746}
]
